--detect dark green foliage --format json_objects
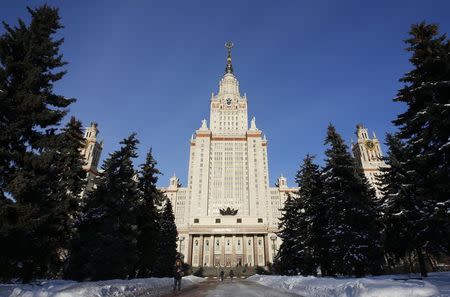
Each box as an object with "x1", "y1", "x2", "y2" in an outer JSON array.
[
  {"x1": 0, "y1": 5, "x2": 77, "y2": 282},
  {"x1": 378, "y1": 134, "x2": 428, "y2": 273},
  {"x1": 154, "y1": 198, "x2": 178, "y2": 277},
  {"x1": 295, "y1": 155, "x2": 328, "y2": 276},
  {"x1": 136, "y1": 149, "x2": 162, "y2": 277},
  {"x1": 322, "y1": 125, "x2": 383, "y2": 277},
  {"x1": 65, "y1": 134, "x2": 140, "y2": 281},
  {"x1": 390, "y1": 22, "x2": 450, "y2": 276},
  {"x1": 274, "y1": 194, "x2": 300, "y2": 275},
  {"x1": 275, "y1": 155, "x2": 326, "y2": 276}
]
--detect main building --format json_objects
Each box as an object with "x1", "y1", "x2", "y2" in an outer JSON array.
[{"x1": 161, "y1": 43, "x2": 296, "y2": 268}]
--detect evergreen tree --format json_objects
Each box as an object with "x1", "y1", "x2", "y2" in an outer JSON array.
[
  {"x1": 34, "y1": 117, "x2": 86, "y2": 277},
  {"x1": 392, "y1": 22, "x2": 450, "y2": 276},
  {"x1": 275, "y1": 155, "x2": 326, "y2": 276},
  {"x1": 66, "y1": 134, "x2": 140, "y2": 281},
  {"x1": 295, "y1": 154, "x2": 328, "y2": 276},
  {"x1": 322, "y1": 124, "x2": 383, "y2": 277},
  {"x1": 136, "y1": 149, "x2": 162, "y2": 277},
  {"x1": 154, "y1": 198, "x2": 178, "y2": 277},
  {"x1": 274, "y1": 194, "x2": 301, "y2": 275},
  {"x1": 0, "y1": 5, "x2": 75, "y2": 282},
  {"x1": 378, "y1": 134, "x2": 427, "y2": 273}
]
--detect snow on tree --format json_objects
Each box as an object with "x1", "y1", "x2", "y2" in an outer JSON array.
[
  {"x1": 322, "y1": 124, "x2": 383, "y2": 277},
  {"x1": 391, "y1": 22, "x2": 450, "y2": 276}
]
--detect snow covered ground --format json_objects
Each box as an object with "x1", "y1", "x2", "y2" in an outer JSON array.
[
  {"x1": 248, "y1": 271, "x2": 450, "y2": 297},
  {"x1": 0, "y1": 275, "x2": 204, "y2": 297}
]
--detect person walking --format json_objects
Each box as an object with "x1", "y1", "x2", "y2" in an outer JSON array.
[
  {"x1": 173, "y1": 259, "x2": 183, "y2": 292},
  {"x1": 220, "y1": 270, "x2": 224, "y2": 282}
]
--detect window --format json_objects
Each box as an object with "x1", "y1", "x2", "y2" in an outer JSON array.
[
  {"x1": 237, "y1": 218, "x2": 242, "y2": 223},
  {"x1": 194, "y1": 218, "x2": 199, "y2": 223},
  {"x1": 215, "y1": 218, "x2": 221, "y2": 223},
  {"x1": 258, "y1": 218, "x2": 263, "y2": 223}
]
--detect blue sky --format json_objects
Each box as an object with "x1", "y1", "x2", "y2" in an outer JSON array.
[{"x1": 1, "y1": 1, "x2": 449, "y2": 187}]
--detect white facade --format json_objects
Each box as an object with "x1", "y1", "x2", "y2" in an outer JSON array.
[
  {"x1": 161, "y1": 44, "x2": 296, "y2": 267},
  {"x1": 352, "y1": 124, "x2": 387, "y2": 198}
]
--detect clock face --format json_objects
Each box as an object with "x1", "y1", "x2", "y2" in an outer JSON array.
[
  {"x1": 226, "y1": 98, "x2": 232, "y2": 105},
  {"x1": 365, "y1": 140, "x2": 375, "y2": 150}
]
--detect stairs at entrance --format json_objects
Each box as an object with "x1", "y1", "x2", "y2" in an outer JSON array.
[{"x1": 191, "y1": 266, "x2": 256, "y2": 277}]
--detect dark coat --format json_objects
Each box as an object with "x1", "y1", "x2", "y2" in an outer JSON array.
[{"x1": 174, "y1": 265, "x2": 183, "y2": 279}]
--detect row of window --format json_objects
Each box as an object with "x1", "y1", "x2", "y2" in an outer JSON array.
[{"x1": 193, "y1": 218, "x2": 264, "y2": 224}]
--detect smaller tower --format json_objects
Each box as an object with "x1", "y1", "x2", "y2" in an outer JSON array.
[
  {"x1": 81, "y1": 122, "x2": 103, "y2": 195},
  {"x1": 168, "y1": 173, "x2": 180, "y2": 190},
  {"x1": 81, "y1": 122, "x2": 103, "y2": 172},
  {"x1": 276, "y1": 175, "x2": 288, "y2": 189},
  {"x1": 352, "y1": 124, "x2": 386, "y2": 198}
]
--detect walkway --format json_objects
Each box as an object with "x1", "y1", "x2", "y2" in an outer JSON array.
[{"x1": 161, "y1": 278, "x2": 301, "y2": 297}]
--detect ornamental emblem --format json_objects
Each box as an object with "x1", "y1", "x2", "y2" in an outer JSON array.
[{"x1": 219, "y1": 207, "x2": 238, "y2": 216}]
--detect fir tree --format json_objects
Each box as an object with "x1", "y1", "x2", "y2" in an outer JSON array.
[
  {"x1": 378, "y1": 134, "x2": 427, "y2": 274},
  {"x1": 392, "y1": 22, "x2": 450, "y2": 276},
  {"x1": 295, "y1": 154, "x2": 328, "y2": 276},
  {"x1": 154, "y1": 198, "x2": 178, "y2": 277},
  {"x1": 274, "y1": 194, "x2": 301, "y2": 275},
  {"x1": 322, "y1": 124, "x2": 383, "y2": 277},
  {"x1": 0, "y1": 5, "x2": 75, "y2": 282},
  {"x1": 136, "y1": 149, "x2": 162, "y2": 277},
  {"x1": 66, "y1": 134, "x2": 140, "y2": 281},
  {"x1": 33, "y1": 117, "x2": 86, "y2": 277}
]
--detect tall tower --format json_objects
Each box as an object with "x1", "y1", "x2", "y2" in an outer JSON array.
[
  {"x1": 352, "y1": 124, "x2": 386, "y2": 198},
  {"x1": 160, "y1": 43, "x2": 296, "y2": 268},
  {"x1": 81, "y1": 122, "x2": 103, "y2": 193}
]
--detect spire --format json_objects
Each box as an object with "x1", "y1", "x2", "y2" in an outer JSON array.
[{"x1": 225, "y1": 41, "x2": 234, "y2": 74}]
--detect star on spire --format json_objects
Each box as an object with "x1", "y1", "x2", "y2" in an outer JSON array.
[{"x1": 225, "y1": 41, "x2": 234, "y2": 74}]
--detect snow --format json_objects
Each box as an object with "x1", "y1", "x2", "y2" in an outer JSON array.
[
  {"x1": 0, "y1": 276, "x2": 204, "y2": 297},
  {"x1": 248, "y1": 272, "x2": 450, "y2": 297}
]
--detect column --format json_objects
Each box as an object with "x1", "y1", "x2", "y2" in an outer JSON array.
[
  {"x1": 264, "y1": 234, "x2": 269, "y2": 266},
  {"x1": 187, "y1": 234, "x2": 193, "y2": 265},
  {"x1": 243, "y1": 235, "x2": 247, "y2": 265},
  {"x1": 232, "y1": 235, "x2": 236, "y2": 266},
  {"x1": 221, "y1": 235, "x2": 225, "y2": 266},
  {"x1": 199, "y1": 235, "x2": 204, "y2": 266},
  {"x1": 253, "y1": 235, "x2": 258, "y2": 266}
]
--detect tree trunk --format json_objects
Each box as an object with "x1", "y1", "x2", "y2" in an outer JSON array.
[
  {"x1": 408, "y1": 252, "x2": 414, "y2": 273},
  {"x1": 426, "y1": 253, "x2": 436, "y2": 272},
  {"x1": 416, "y1": 247, "x2": 428, "y2": 277},
  {"x1": 21, "y1": 261, "x2": 33, "y2": 284}
]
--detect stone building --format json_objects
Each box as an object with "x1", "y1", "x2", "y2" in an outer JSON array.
[{"x1": 161, "y1": 43, "x2": 296, "y2": 268}]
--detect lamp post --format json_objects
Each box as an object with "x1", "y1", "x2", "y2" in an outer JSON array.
[
  {"x1": 178, "y1": 236, "x2": 185, "y2": 256},
  {"x1": 270, "y1": 235, "x2": 277, "y2": 261}
]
